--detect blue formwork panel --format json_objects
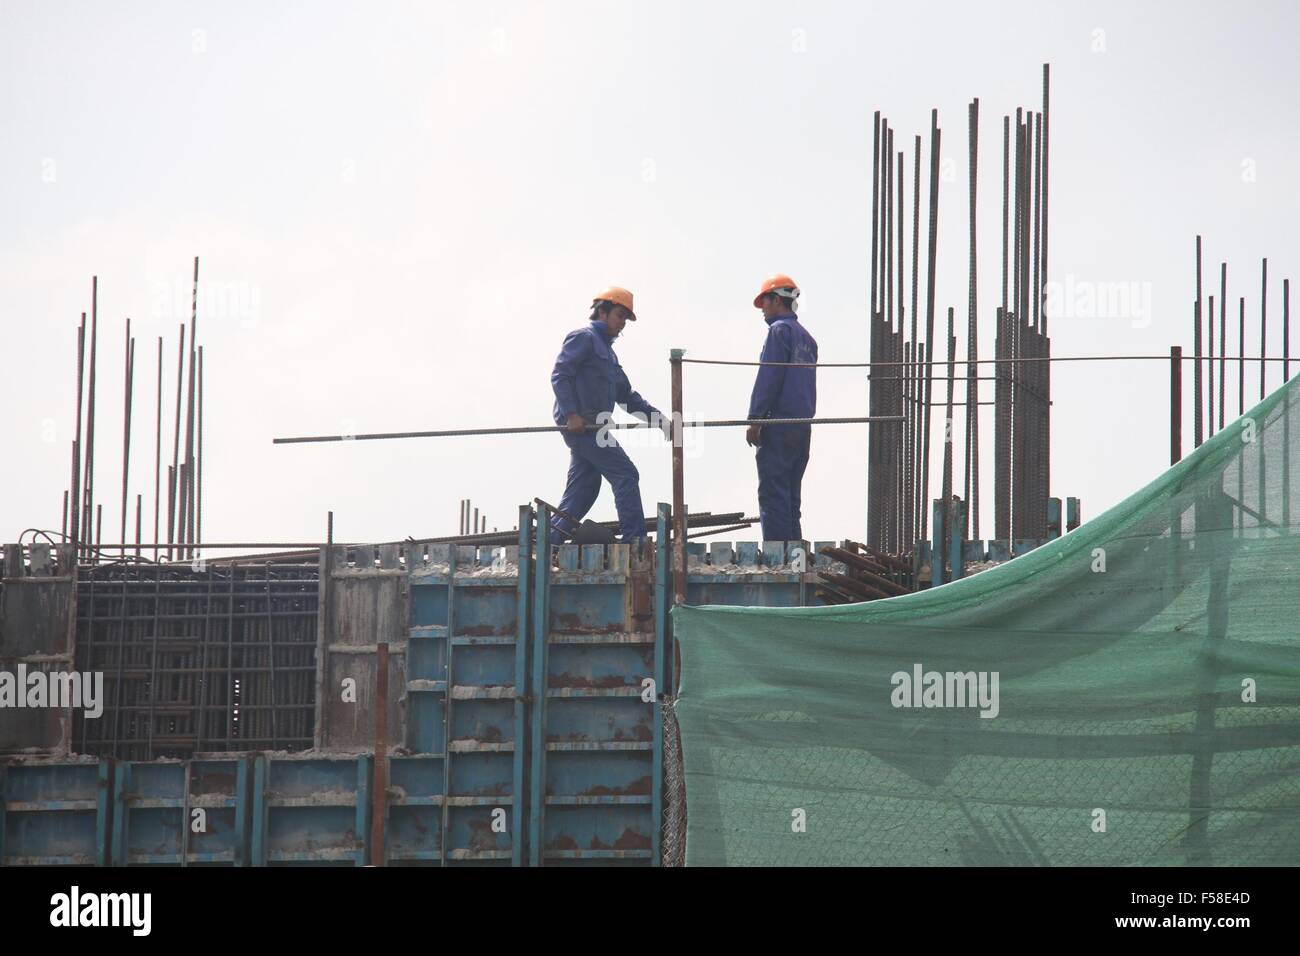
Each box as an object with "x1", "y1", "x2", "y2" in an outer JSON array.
[
  {"x1": 251, "y1": 755, "x2": 370, "y2": 866},
  {"x1": 537, "y1": 543, "x2": 658, "y2": 865},
  {"x1": 384, "y1": 755, "x2": 444, "y2": 865},
  {"x1": 685, "y1": 541, "x2": 810, "y2": 608},
  {"x1": 0, "y1": 759, "x2": 112, "y2": 866},
  {"x1": 407, "y1": 540, "x2": 524, "y2": 865},
  {"x1": 112, "y1": 758, "x2": 250, "y2": 866}
]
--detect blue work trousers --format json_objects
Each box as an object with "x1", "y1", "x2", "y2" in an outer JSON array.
[
  {"x1": 756, "y1": 424, "x2": 811, "y2": 542},
  {"x1": 551, "y1": 431, "x2": 648, "y2": 540}
]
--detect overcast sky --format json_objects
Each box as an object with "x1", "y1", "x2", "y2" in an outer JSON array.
[{"x1": 2, "y1": 0, "x2": 1297, "y2": 552}]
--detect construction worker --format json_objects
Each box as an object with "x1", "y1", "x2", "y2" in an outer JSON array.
[
  {"x1": 550, "y1": 287, "x2": 670, "y2": 542},
  {"x1": 746, "y1": 274, "x2": 818, "y2": 542}
]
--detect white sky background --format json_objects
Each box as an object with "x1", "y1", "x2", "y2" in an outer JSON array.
[{"x1": 2, "y1": 0, "x2": 1297, "y2": 550}]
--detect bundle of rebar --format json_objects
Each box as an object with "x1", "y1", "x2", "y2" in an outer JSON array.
[
  {"x1": 62, "y1": 259, "x2": 207, "y2": 566},
  {"x1": 867, "y1": 65, "x2": 1054, "y2": 557},
  {"x1": 815, "y1": 540, "x2": 915, "y2": 605},
  {"x1": 1190, "y1": 239, "x2": 1291, "y2": 449}
]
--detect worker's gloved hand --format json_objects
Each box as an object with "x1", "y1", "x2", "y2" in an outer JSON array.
[
  {"x1": 566, "y1": 414, "x2": 589, "y2": 434},
  {"x1": 745, "y1": 424, "x2": 763, "y2": 447},
  {"x1": 658, "y1": 414, "x2": 674, "y2": 443}
]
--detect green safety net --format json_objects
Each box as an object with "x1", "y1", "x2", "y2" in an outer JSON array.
[{"x1": 673, "y1": 374, "x2": 1300, "y2": 865}]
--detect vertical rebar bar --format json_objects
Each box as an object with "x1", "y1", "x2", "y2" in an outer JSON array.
[
  {"x1": 1032, "y1": 111, "x2": 1041, "y2": 332},
  {"x1": 942, "y1": 307, "x2": 956, "y2": 578},
  {"x1": 170, "y1": 325, "x2": 185, "y2": 561},
  {"x1": 1171, "y1": 346, "x2": 1183, "y2": 464},
  {"x1": 885, "y1": 127, "x2": 895, "y2": 550},
  {"x1": 886, "y1": 126, "x2": 894, "y2": 338},
  {"x1": 871, "y1": 111, "x2": 881, "y2": 321},
  {"x1": 1040, "y1": 64, "x2": 1050, "y2": 336},
  {"x1": 896, "y1": 145, "x2": 905, "y2": 549},
  {"x1": 1239, "y1": 297, "x2": 1246, "y2": 416},
  {"x1": 1220, "y1": 264, "x2": 1227, "y2": 430},
  {"x1": 198, "y1": 346, "x2": 204, "y2": 550},
  {"x1": 965, "y1": 98, "x2": 979, "y2": 540},
  {"x1": 1040, "y1": 87, "x2": 1053, "y2": 523},
  {"x1": 154, "y1": 337, "x2": 162, "y2": 562},
  {"x1": 920, "y1": 109, "x2": 941, "y2": 544},
  {"x1": 1194, "y1": 236, "x2": 1203, "y2": 447},
  {"x1": 1261, "y1": 258, "x2": 1268, "y2": 400},
  {"x1": 1001, "y1": 113, "x2": 1009, "y2": 318},
  {"x1": 83, "y1": 279, "x2": 99, "y2": 561},
  {"x1": 670, "y1": 352, "x2": 686, "y2": 604},
  {"x1": 121, "y1": 321, "x2": 134, "y2": 559},
  {"x1": 1285, "y1": 278, "x2": 1291, "y2": 381},
  {"x1": 1011, "y1": 115, "x2": 1024, "y2": 539},
  {"x1": 868, "y1": 115, "x2": 883, "y2": 549},
  {"x1": 910, "y1": 134, "x2": 921, "y2": 548},
  {"x1": 995, "y1": 307, "x2": 1007, "y2": 540},
  {"x1": 184, "y1": 257, "x2": 200, "y2": 559},
  {"x1": 72, "y1": 314, "x2": 85, "y2": 553},
  {"x1": 883, "y1": 124, "x2": 892, "y2": 550}
]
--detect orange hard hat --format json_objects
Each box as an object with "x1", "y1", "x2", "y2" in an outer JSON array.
[
  {"x1": 593, "y1": 286, "x2": 636, "y2": 320},
  {"x1": 753, "y1": 274, "x2": 800, "y2": 308}
]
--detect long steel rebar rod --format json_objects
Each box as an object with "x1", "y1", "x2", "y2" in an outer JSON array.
[
  {"x1": 120, "y1": 321, "x2": 134, "y2": 559},
  {"x1": 183, "y1": 257, "x2": 199, "y2": 559},
  {"x1": 198, "y1": 346, "x2": 204, "y2": 553},
  {"x1": 1041, "y1": 66, "x2": 1053, "y2": 536},
  {"x1": 1195, "y1": 236, "x2": 1203, "y2": 448},
  {"x1": 1261, "y1": 258, "x2": 1268, "y2": 400},
  {"x1": 965, "y1": 98, "x2": 979, "y2": 540},
  {"x1": 885, "y1": 129, "x2": 895, "y2": 550},
  {"x1": 1040, "y1": 64, "x2": 1050, "y2": 336},
  {"x1": 274, "y1": 415, "x2": 904, "y2": 445},
  {"x1": 920, "y1": 109, "x2": 941, "y2": 544},
  {"x1": 154, "y1": 337, "x2": 163, "y2": 562},
  {"x1": 895, "y1": 144, "x2": 905, "y2": 550},
  {"x1": 1239, "y1": 297, "x2": 1246, "y2": 416},
  {"x1": 83, "y1": 279, "x2": 99, "y2": 561},
  {"x1": 71, "y1": 314, "x2": 85, "y2": 550},
  {"x1": 1220, "y1": 264, "x2": 1227, "y2": 430},
  {"x1": 871, "y1": 111, "x2": 881, "y2": 321},
  {"x1": 941, "y1": 307, "x2": 956, "y2": 579},
  {"x1": 169, "y1": 325, "x2": 185, "y2": 562},
  {"x1": 909, "y1": 134, "x2": 921, "y2": 547}
]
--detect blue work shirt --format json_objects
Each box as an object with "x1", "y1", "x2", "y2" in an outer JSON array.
[
  {"x1": 552, "y1": 320, "x2": 661, "y2": 426},
  {"x1": 747, "y1": 313, "x2": 818, "y2": 422}
]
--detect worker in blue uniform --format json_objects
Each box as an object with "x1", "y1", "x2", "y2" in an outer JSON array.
[
  {"x1": 550, "y1": 287, "x2": 670, "y2": 542},
  {"x1": 746, "y1": 274, "x2": 818, "y2": 542}
]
